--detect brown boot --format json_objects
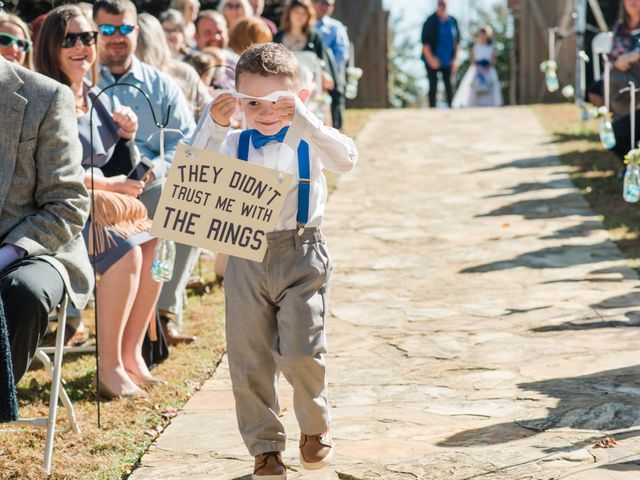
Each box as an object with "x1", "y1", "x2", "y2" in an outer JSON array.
[
  {"x1": 299, "y1": 431, "x2": 333, "y2": 470},
  {"x1": 160, "y1": 315, "x2": 196, "y2": 346},
  {"x1": 252, "y1": 451, "x2": 286, "y2": 479}
]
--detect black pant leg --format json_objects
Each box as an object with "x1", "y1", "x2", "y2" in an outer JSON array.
[
  {"x1": 426, "y1": 67, "x2": 439, "y2": 107},
  {"x1": 329, "y1": 89, "x2": 344, "y2": 130},
  {"x1": 1, "y1": 259, "x2": 64, "y2": 382},
  {"x1": 441, "y1": 66, "x2": 454, "y2": 107}
]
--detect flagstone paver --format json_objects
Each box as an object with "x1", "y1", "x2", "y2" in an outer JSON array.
[{"x1": 129, "y1": 108, "x2": 640, "y2": 480}]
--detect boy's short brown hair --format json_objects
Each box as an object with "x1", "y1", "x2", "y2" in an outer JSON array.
[{"x1": 235, "y1": 42, "x2": 301, "y2": 90}]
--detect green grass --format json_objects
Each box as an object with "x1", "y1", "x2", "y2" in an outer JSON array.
[
  {"x1": 532, "y1": 104, "x2": 640, "y2": 262},
  {"x1": 0, "y1": 108, "x2": 374, "y2": 480},
  {"x1": 0, "y1": 256, "x2": 226, "y2": 480}
]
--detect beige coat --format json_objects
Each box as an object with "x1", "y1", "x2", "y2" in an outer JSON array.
[{"x1": 0, "y1": 58, "x2": 93, "y2": 308}]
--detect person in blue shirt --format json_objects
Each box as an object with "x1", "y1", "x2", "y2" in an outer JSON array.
[
  {"x1": 94, "y1": 0, "x2": 199, "y2": 347},
  {"x1": 421, "y1": 0, "x2": 459, "y2": 108},
  {"x1": 313, "y1": 0, "x2": 349, "y2": 130}
]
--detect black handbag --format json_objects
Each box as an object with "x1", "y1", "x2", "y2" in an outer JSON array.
[{"x1": 141, "y1": 310, "x2": 169, "y2": 369}]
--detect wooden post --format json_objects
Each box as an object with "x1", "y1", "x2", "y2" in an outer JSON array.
[
  {"x1": 333, "y1": 0, "x2": 389, "y2": 108},
  {"x1": 508, "y1": 0, "x2": 619, "y2": 104}
]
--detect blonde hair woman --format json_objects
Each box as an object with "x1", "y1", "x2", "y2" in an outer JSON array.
[
  {"x1": 217, "y1": 0, "x2": 254, "y2": 31},
  {"x1": 0, "y1": 13, "x2": 33, "y2": 69}
]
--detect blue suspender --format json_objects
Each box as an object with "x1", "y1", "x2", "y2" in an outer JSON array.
[
  {"x1": 237, "y1": 129, "x2": 310, "y2": 228},
  {"x1": 238, "y1": 130, "x2": 251, "y2": 163},
  {"x1": 296, "y1": 141, "x2": 310, "y2": 227}
]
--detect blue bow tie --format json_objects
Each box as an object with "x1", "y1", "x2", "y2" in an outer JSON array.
[{"x1": 251, "y1": 127, "x2": 289, "y2": 149}]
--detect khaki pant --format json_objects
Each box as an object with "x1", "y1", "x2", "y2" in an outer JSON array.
[{"x1": 224, "y1": 228, "x2": 331, "y2": 456}]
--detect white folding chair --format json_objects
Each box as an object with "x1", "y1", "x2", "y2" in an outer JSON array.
[
  {"x1": 592, "y1": 31, "x2": 613, "y2": 80},
  {"x1": 9, "y1": 293, "x2": 82, "y2": 474}
]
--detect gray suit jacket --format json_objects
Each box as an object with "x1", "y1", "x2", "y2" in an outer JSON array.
[{"x1": 0, "y1": 58, "x2": 93, "y2": 308}]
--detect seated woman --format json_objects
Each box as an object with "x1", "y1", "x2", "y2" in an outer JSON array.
[
  {"x1": 160, "y1": 8, "x2": 190, "y2": 59},
  {"x1": 608, "y1": 0, "x2": 640, "y2": 159},
  {"x1": 0, "y1": 13, "x2": 33, "y2": 69},
  {"x1": 274, "y1": 0, "x2": 336, "y2": 124},
  {"x1": 218, "y1": 0, "x2": 254, "y2": 32},
  {"x1": 35, "y1": 5, "x2": 165, "y2": 399}
]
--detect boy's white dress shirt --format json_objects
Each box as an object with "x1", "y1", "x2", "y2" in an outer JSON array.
[{"x1": 190, "y1": 101, "x2": 358, "y2": 232}]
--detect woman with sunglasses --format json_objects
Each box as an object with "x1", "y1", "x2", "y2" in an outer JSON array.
[
  {"x1": 35, "y1": 5, "x2": 165, "y2": 399},
  {"x1": 0, "y1": 13, "x2": 33, "y2": 69},
  {"x1": 274, "y1": 0, "x2": 337, "y2": 123},
  {"x1": 217, "y1": 0, "x2": 254, "y2": 32}
]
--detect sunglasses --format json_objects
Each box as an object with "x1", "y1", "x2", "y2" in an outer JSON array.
[
  {"x1": 62, "y1": 31, "x2": 98, "y2": 49},
  {"x1": 0, "y1": 32, "x2": 31, "y2": 52},
  {"x1": 98, "y1": 24, "x2": 136, "y2": 36}
]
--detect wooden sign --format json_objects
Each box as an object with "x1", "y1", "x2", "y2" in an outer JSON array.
[{"x1": 150, "y1": 143, "x2": 293, "y2": 262}]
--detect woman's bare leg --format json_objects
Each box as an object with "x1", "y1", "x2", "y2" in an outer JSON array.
[
  {"x1": 96, "y1": 246, "x2": 145, "y2": 397},
  {"x1": 122, "y1": 240, "x2": 163, "y2": 381}
]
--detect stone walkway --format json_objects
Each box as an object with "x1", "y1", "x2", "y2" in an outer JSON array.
[{"x1": 129, "y1": 108, "x2": 640, "y2": 480}]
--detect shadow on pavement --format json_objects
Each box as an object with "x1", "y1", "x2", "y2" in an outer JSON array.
[
  {"x1": 530, "y1": 312, "x2": 640, "y2": 333},
  {"x1": 539, "y1": 221, "x2": 602, "y2": 240},
  {"x1": 438, "y1": 365, "x2": 640, "y2": 448},
  {"x1": 590, "y1": 289, "x2": 640, "y2": 310},
  {"x1": 476, "y1": 192, "x2": 590, "y2": 220},
  {"x1": 546, "y1": 131, "x2": 600, "y2": 145},
  {"x1": 460, "y1": 241, "x2": 614, "y2": 273},
  {"x1": 483, "y1": 178, "x2": 572, "y2": 199},
  {"x1": 470, "y1": 155, "x2": 560, "y2": 173}
]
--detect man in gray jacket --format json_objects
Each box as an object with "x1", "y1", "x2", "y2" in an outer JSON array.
[{"x1": 0, "y1": 57, "x2": 93, "y2": 382}]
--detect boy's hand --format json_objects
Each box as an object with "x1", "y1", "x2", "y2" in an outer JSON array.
[
  {"x1": 273, "y1": 95, "x2": 296, "y2": 124},
  {"x1": 210, "y1": 93, "x2": 236, "y2": 126}
]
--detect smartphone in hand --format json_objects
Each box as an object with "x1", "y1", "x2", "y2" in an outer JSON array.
[{"x1": 127, "y1": 157, "x2": 154, "y2": 182}]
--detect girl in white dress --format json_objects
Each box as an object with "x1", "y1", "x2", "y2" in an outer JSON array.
[{"x1": 453, "y1": 26, "x2": 503, "y2": 108}]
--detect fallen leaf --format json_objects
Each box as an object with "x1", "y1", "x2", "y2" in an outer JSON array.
[
  {"x1": 594, "y1": 436, "x2": 617, "y2": 448},
  {"x1": 162, "y1": 407, "x2": 178, "y2": 419}
]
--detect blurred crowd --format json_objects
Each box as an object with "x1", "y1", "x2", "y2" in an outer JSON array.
[{"x1": 0, "y1": 0, "x2": 350, "y2": 399}]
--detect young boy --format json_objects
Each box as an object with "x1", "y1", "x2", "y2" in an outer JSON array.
[{"x1": 191, "y1": 43, "x2": 357, "y2": 479}]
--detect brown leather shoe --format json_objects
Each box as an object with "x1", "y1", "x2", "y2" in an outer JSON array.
[
  {"x1": 299, "y1": 431, "x2": 333, "y2": 470},
  {"x1": 252, "y1": 451, "x2": 286, "y2": 479},
  {"x1": 160, "y1": 316, "x2": 196, "y2": 346}
]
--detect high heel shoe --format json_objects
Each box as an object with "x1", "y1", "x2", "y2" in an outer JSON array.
[{"x1": 125, "y1": 369, "x2": 167, "y2": 386}]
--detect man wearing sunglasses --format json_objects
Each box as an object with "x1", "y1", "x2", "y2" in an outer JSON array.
[
  {"x1": 93, "y1": 0, "x2": 199, "y2": 346},
  {"x1": 313, "y1": 0, "x2": 349, "y2": 130}
]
